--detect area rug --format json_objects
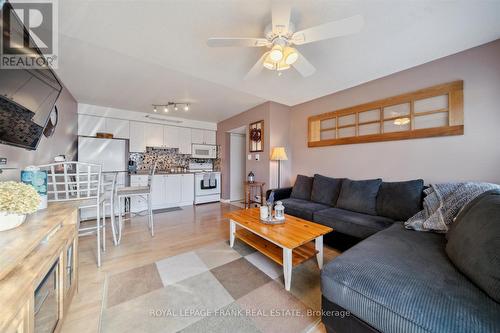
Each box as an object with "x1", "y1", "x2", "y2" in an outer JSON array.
[{"x1": 101, "y1": 239, "x2": 339, "y2": 333}]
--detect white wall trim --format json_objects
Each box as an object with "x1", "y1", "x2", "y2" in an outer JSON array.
[{"x1": 78, "y1": 103, "x2": 217, "y2": 130}]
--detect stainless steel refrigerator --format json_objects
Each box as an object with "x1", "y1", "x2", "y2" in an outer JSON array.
[{"x1": 78, "y1": 136, "x2": 129, "y2": 220}]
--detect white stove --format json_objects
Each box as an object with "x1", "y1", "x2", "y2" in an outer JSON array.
[{"x1": 189, "y1": 161, "x2": 221, "y2": 204}]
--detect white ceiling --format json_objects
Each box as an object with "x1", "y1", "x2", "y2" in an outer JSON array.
[{"x1": 56, "y1": 0, "x2": 500, "y2": 122}]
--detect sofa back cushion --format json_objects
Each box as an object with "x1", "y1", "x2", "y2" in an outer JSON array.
[
  {"x1": 290, "y1": 175, "x2": 313, "y2": 200},
  {"x1": 446, "y1": 189, "x2": 500, "y2": 303},
  {"x1": 376, "y1": 179, "x2": 424, "y2": 221},
  {"x1": 310, "y1": 174, "x2": 344, "y2": 206},
  {"x1": 336, "y1": 178, "x2": 382, "y2": 215}
]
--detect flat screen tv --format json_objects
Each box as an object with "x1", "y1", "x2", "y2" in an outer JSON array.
[{"x1": 0, "y1": 1, "x2": 62, "y2": 150}]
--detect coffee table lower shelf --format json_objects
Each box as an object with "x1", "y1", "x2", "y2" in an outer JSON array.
[{"x1": 235, "y1": 229, "x2": 317, "y2": 267}]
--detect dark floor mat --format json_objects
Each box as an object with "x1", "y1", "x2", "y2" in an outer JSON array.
[{"x1": 153, "y1": 207, "x2": 182, "y2": 214}]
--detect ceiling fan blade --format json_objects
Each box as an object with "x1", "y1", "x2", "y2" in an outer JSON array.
[
  {"x1": 292, "y1": 14, "x2": 364, "y2": 45},
  {"x1": 207, "y1": 38, "x2": 269, "y2": 47},
  {"x1": 271, "y1": 1, "x2": 291, "y2": 35},
  {"x1": 245, "y1": 52, "x2": 268, "y2": 80},
  {"x1": 292, "y1": 51, "x2": 316, "y2": 77}
]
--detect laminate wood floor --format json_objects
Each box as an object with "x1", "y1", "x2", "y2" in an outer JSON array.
[
  {"x1": 61, "y1": 203, "x2": 327, "y2": 333},
  {"x1": 61, "y1": 203, "x2": 239, "y2": 333}
]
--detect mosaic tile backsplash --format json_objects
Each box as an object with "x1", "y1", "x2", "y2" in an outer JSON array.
[{"x1": 130, "y1": 147, "x2": 219, "y2": 172}]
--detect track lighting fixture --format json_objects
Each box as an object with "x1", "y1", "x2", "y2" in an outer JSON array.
[{"x1": 152, "y1": 102, "x2": 190, "y2": 113}]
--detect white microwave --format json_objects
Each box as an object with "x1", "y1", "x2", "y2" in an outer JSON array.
[{"x1": 192, "y1": 144, "x2": 217, "y2": 159}]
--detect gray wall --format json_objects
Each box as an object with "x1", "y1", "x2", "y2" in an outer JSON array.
[
  {"x1": 0, "y1": 87, "x2": 78, "y2": 180},
  {"x1": 289, "y1": 39, "x2": 500, "y2": 185}
]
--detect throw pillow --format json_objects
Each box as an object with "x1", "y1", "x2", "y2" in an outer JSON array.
[
  {"x1": 376, "y1": 179, "x2": 424, "y2": 221},
  {"x1": 290, "y1": 175, "x2": 313, "y2": 201},
  {"x1": 310, "y1": 174, "x2": 344, "y2": 206},
  {"x1": 446, "y1": 189, "x2": 500, "y2": 302},
  {"x1": 336, "y1": 178, "x2": 382, "y2": 215}
]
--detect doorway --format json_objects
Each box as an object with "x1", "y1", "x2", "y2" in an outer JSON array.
[{"x1": 229, "y1": 127, "x2": 246, "y2": 203}]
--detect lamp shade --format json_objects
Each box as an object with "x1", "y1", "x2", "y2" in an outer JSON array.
[{"x1": 271, "y1": 147, "x2": 288, "y2": 161}]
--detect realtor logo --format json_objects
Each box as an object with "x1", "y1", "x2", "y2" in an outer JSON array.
[{"x1": 1, "y1": 0, "x2": 58, "y2": 69}]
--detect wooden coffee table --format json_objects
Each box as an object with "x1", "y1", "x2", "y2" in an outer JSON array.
[{"x1": 225, "y1": 208, "x2": 333, "y2": 291}]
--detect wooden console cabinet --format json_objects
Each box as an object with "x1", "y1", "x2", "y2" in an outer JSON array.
[{"x1": 0, "y1": 201, "x2": 81, "y2": 333}]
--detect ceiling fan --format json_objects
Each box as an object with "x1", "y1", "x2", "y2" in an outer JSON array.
[{"x1": 207, "y1": 2, "x2": 364, "y2": 79}]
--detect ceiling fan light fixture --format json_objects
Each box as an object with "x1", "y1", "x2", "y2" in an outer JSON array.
[
  {"x1": 269, "y1": 45, "x2": 283, "y2": 62},
  {"x1": 263, "y1": 53, "x2": 276, "y2": 70},
  {"x1": 184, "y1": 104, "x2": 189, "y2": 111},
  {"x1": 276, "y1": 58, "x2": 290, "y2": 71},
  {"x1": 283, "y1": 47, "x2": 298, "y2": 65}
]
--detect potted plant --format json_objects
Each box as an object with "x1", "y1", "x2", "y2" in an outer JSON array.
[{"x1": 0, "y1": 181, "x2": 40, "y2": 231}]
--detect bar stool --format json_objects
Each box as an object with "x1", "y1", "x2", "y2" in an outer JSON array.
[
  {"x1": 116, "y1": 162, "x2": 157, "y2": 244},
  {"x1": 39, "y1": 161, "x2": 105, "y2": 267},
  {"x1": 101, "y1": 172, "x2": 118, "y2": 246}
]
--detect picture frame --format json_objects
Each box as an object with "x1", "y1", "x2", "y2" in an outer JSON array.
[{"x1": 249, "y1": 120, "x2": 264, "y2": 152}]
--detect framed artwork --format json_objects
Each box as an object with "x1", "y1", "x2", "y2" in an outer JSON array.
[{"x1": 249, "y1": 120, "x2": 264, "y2": 152}]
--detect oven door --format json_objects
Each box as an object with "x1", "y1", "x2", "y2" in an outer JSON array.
[
  {"x1": 195, "y1": 173, "x2": 220, "y2": 195},
  {"x1": 192, "y1": 144, "x2": 216, "y2": 159}
]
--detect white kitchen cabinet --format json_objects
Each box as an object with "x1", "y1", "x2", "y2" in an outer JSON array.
[
  {"x1": 164, "y1": 126, "x2": 192, "y2": 154},
  {"x1": 78, "y1": 114, "x2": 106, "y2": 136},
  {"x1": 151, "y1": 175, "x2": 167, "y2": 209},
  {"x1": 144, "y1": 123, "x2": 164, "y2": 148},
  {"x1": 129, "y1": 121, "x2": 146, "y2": 152},
  {"x1": 165, "y1": 175, "x2": 182, "y2": 206},
  {"x1": 130, "y1": 175, "x2": 148, "y2": 212},
  {"x1": 180, "y1": 174, "x2": 194, "y2": 203},
  {"x1": 163, "y1": 125, "x2": 179, "y2": 149},
  {"x1": 106, "y1": 118, "x2": 130, "y2": 139},
  {"x1": 191, "y1": 129, "x2": 216, "y2": 145},
  {"x1": 178, "y1": 128, "x2": 192, "y2": 154},
  {"x1": 191, "y1": 129, "x2": 205, "y2": 144},
  {"x1": 130, "y1": 174, "x2": 194, "y2": 210},
  {"x1": 204, "y1": 130, "x2": 216, "y2": 145}
]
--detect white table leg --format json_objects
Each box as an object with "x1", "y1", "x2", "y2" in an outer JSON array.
[
  {"x1": 229, "y1": 220, "x2": 236, "y2": 248},
  {"x1": 283, "y1": 248, "x2": 292, "y2": 291},
  {"x1": 315, "y1": 235, "x2": 324, "y2": 269}
]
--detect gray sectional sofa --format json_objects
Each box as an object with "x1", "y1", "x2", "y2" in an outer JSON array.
[
  {"x1": 267, "y1": 174, "x2": 424, "y2": 240},
  {"x1": 267, "y1": 175, "x2": 500, "y2": 333}
]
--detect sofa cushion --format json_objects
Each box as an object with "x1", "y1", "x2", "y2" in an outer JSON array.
[
  {"x1": 290, "y1": 175, "x2": 313, "y2": 201},
  {"x1": 281, "y1": 198, "x2": 330, "y2": 221},
  {"x1": 376, "y1": 179, "x2": 424, "y2": 221},
  {"x1": 336, "y1": 178, "x2": 382, "y2": 215},
  {"x1": 310, "y1": 174, "x2": 344, "y2": 206},
  {"x1": 321, "y1": 223, "x2": 500, "y2": 333},
  {"x1": 446, "y1": 189, "x2": 500, "y2": 303},
  {"x1": 313, "y1": 208, "x2": 394, "y2": 239}
]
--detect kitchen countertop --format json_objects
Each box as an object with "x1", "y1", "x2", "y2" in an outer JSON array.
[{"x1": 131, "y1": 171, "x2": 220, "y2": 175}]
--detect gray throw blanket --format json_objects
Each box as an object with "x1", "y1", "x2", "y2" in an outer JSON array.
[{"x1": 405, "y1": 182, "x2": 500, "y2": 233}]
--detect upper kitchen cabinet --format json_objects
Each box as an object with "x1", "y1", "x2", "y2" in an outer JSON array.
[
  {"x1": 78, "y1": 115, "x2": 129, "y2": 139},
  {"x1": 205, "y1": 130, "x2": 216, "y2": 145},
  {"x1": 178, "y1": 127, "x2": 192, "y2": 154},
  {"x1": 106, "y1": 118, "x2": 130, "y2": 139},
  {"x1": 78, "y1": 114, "x2": 106, "y2": 136},
  {"x1": 144, "y1": 123, "x2": 164, "y2": 148},
  {"x1": 163, "y1": 125, "x2": 179, "y2": 149},
  {"x1": 191, "y1": 129, "x2": 216, "y2": 145},
  {"x1": 164, "y1": 126, "x2": 191, "y2": 154},
  {"x1": 129, "y1": 121, "x2": 145, "y2": 152}
]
